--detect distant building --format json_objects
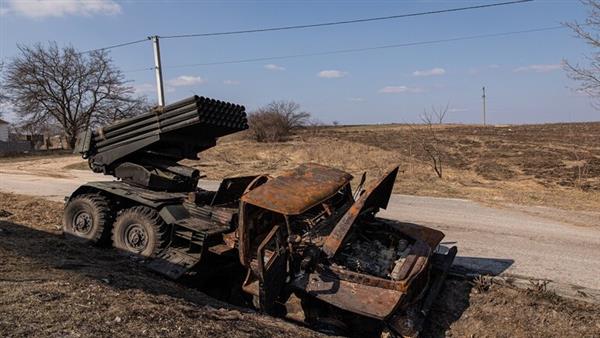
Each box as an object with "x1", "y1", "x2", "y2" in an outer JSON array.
[
  {"x1": 0, "y1": 119, "x2": 33, "y2": 155},
  {"x1": 0, "y1": 119, "x2": 8, "y2": 142}
]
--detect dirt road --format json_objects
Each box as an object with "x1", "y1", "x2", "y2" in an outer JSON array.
[{"x1": 1, "y1": 157, "x2": 599, "y2": 290}]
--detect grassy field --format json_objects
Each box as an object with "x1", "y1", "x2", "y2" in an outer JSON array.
[{"x1": 182, "y1": 122, "x2": 600, "y2": 211}]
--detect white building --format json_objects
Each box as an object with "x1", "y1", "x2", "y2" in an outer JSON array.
[{"x1": 0, "y1": 119, "x2": 8, "y2": 142}]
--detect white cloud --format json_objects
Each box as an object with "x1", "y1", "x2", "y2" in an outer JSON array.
[
  {"x1": 133, "y1": 83, "x2": 176, "y2": 94},
  {"x1": 379, "y1": 86, "x2": 425, "y2": 94},
  {"x1": 317, "y1": 70, "x2": 347, "y2": 78},
  {"x1": 448, "y1": 108, "x2": 468, "y2": 113},
  {"x1": 264, "y1": 64, "x2": 285, "y2": 71},
  {"x1": 6, "y1": 0, "x2": 121, "y2": 18},
  {"x1": 348, "y1": 97, "x2": 364, "y2": 102},
  {"x1": 0, "y1": 7, "x2": 9, "y2": 16},
  {"x1": 167, "y1": 75, "x2": 206, "y2": 87},
  {"x1": 133, "y1": 83, "x2": 156, "y2": 94},
  {"x1": 513, "y1": 64, "x2": 562, "y2": 73},
  {"x1": 223, "y1": 80, "x2": 240, "y2": 85},
  {"x1": 413, "y1": 67, "x2": 446, "y2": 77}
]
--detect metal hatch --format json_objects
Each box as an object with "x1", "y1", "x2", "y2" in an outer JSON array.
[{"x1": 322, "y1": 165, "x2": 399, "y2": 258}]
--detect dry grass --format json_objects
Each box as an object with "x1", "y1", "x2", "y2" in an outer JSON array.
[{"x1": 183, "y1": 122, "x2": 600, "y2": 212}]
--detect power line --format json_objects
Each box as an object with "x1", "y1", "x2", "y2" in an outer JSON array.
[
  {"x1": 79, "y1": 38, "x2": 149, "y2": 54},
  {"x1": 76, "y1": 0, "x2": 532, "y2": 54},
  {"x1": 159, "y1": 0, "x2": 533, "y2": 39},
  {"x1": 163, "y1": 25, "x2": 564, "y2": 69}
]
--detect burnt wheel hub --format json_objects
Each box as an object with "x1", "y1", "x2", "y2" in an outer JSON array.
[
  {"x1": 125, "y1": 224, "x2": 148, "y2": 252},
  {"x1": 73, "y1": 211, "x2": 93, "y2": 234}
]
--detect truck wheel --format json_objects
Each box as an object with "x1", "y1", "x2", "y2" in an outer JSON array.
[
  {"x1": 112, "y1": 206, "x2": 168, "y2": 257},
  {"x1": 63, "y1": 194, "x2": 113, "y2": 244}
]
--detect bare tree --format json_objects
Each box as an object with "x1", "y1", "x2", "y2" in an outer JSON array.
[
  {"x1": 421, "y1": 103, "x2": 449, "y2": 124},
  {"x1": 248, "y1": 100, "x2": 310, "y2": 142},
  {"x1": 418, "y1": 108, "x2": 444, "y2": 178},
  {"x1": 2, "y1": 42, "x2": 146, "y2": 148},
  {"x1": 95, "y1": 95, "x2": 152, "y2": 126},
  {"x1": 564, "y1": 0, "x2": 600, "y2": 107}
]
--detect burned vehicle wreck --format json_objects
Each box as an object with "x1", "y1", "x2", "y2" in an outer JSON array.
[
  {"x1": 64, "y1": 95, "x2": 456, "y2": 337},
  {"x1": 238, "y1": 164, "x2": 456, "y2": 336}
]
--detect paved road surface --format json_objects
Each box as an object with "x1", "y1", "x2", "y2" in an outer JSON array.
[
  {"x1": 380, "y1": 196, "x2": 600, "y2": 289},
  {"x1": 1, "y1": 158, "x2": 599, "y2": 289}
]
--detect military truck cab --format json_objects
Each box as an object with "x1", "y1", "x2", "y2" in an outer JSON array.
[{"x1": 236, "y1": 164, "x2": 456, "y2": 336}]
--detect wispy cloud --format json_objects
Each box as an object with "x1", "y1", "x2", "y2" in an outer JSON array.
[
  {"x1": 317, "y1": 70, "x2": 347, "y2": 78},
  {"x1": 513, "y1": 64, "x2": 562, "y2": 73},
  {"x1": 413, "y1": 67, "x2": 446, "y2": 77},
  {"x1": 5, "y1": 0, "x2": 121, "y2": 18},
  {"x1": 264, "y1": 64, "x2": 285, "y2": 71},
  {"x1": 348, "y1": 97, "x2": 365, "y2": 102},
  {"x1": 379, "y1": 86, "x2": 425, "y2": 94},
  {"x1": 134, "y1": 83, "x2": 175, "y2": 94},
  {"x1": 167, "y1": 75, "x2": 205, "y2": 87},
  {"x1": 448, "y1": 108, "x2": 468, "y2": 113},
  {"x1": 223, "y1": 80, "x2": 240, "y2": 85},
  {"x1": 133, "y1": 83, "x2": 156, "y2": 94}
]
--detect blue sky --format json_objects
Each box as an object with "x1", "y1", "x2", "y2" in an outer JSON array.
[{"x1": 0, "y1": 0, "x2": 598, "y2": 124}]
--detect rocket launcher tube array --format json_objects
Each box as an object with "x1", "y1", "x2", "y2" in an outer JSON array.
[{"x1": 80, "y1": 95, "x2": 248, "y2": 172}]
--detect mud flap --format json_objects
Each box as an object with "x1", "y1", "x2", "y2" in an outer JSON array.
[{"x1": 257, "y1": 225, "x2": 288, "y2": 315}]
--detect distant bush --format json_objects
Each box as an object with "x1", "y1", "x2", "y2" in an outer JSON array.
[{"x1": 248, "y1": 100, "x2": 310, "y2": 142}]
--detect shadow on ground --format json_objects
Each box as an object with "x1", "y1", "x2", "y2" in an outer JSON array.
[
  {"x1": 0, "y1": 220, "x2": 245, "y2": 310},
  {"x1": 0, "y1": 220, "x2": 326, "y2": 337},
  {"x1": 420, "y1": 255, "x2": 513, "y2": 338},
  {"x1": 0, "y1": 220, "x2": 516, "y2": 337}
]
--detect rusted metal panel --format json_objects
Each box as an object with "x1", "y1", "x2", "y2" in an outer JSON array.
[
  {"x1": 322, "y1": 166, "x2": 399, "y2": 258},
  {"x1": 292, "y1": 272, "x2": 405, "y2": 320},
  {"x1": 240, "y1": 163, "x2": 352, "y2": 215}
]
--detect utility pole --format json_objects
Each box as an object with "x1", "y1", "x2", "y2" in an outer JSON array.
[
  {"x1": 482, "y1": 86, "x2": 487, "y2": 126},
  {"x1": 151, "y1": 35, "x2": 165, "y2": 107}
]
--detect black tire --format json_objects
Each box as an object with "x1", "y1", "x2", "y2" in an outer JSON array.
[
  {"x1": 63, "y1": 193, "x2": 113, "y2": 244},
  {"x1": 112, "y1": 206, "x2": 168, "y2": 257}
]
